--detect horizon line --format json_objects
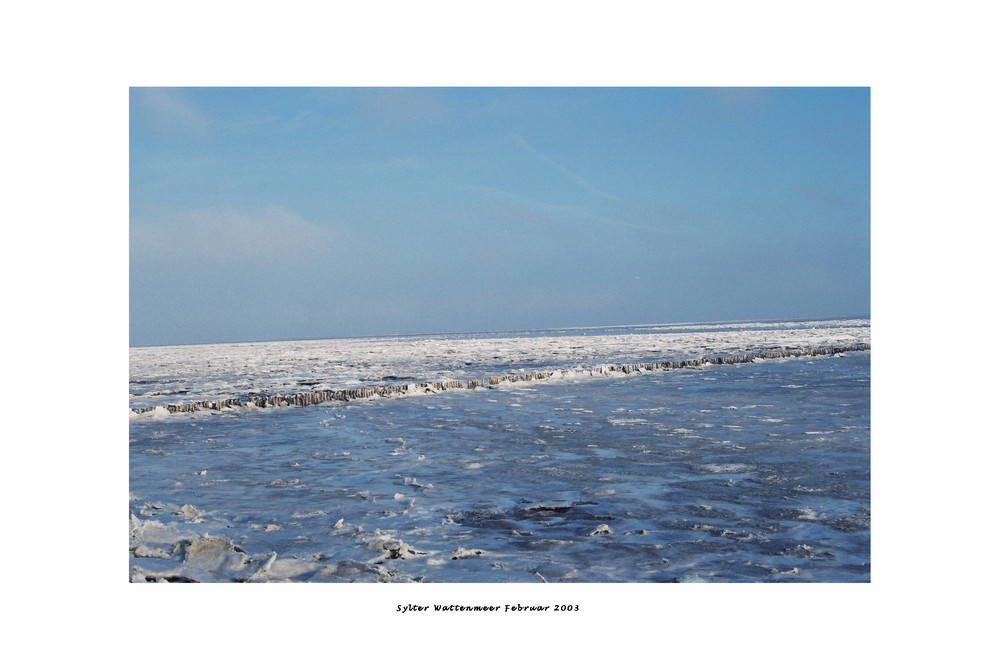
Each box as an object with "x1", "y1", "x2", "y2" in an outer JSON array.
[{"x1": 129, "y1": 314, "x2": 871, "y2": 350}]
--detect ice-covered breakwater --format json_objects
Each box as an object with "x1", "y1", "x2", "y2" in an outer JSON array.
[{"x1": 130, "y1": 342, "x2": 870, "y2": 416}]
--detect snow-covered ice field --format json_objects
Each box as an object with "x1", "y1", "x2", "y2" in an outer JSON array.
[{"x1": 129, "y1": 319, "x2": 870, "y2": 582}]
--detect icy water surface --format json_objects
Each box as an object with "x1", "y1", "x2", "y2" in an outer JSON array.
[{"x1": 129, "y1": 330, "x2": 869, "y2": 583}]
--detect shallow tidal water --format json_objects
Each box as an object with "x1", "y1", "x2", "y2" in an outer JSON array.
[{"x1": 129, "y1": 349, "x2": 869, "y2": 583}]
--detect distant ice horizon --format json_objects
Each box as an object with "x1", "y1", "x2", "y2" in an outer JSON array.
[{"x1": 130, "y1": 313, "x2": 872, "y2": 349}]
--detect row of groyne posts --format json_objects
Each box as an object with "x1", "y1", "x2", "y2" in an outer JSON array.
[{"x1": 132, "y1": 343, "x2": 870, "y2": 416}]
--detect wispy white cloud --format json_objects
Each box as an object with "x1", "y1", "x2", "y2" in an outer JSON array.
[
  {"x1": 132, "y1": 88, "x2": 211, "y2": 137},
  {"x1": 131, "y1": 205, "x2": 337, "y2": 264},
  {"x1": 512, "y1": 133, "x2": 620, "y2": 202}
]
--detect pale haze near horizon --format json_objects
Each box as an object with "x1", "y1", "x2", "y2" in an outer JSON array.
[{"x1": 129, "y1": 87, "x2": 869, "y2": 347}]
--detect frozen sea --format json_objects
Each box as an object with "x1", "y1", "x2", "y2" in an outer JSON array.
[{"x1": 129, "y1": 319, "x2": 870, "y2": 583}]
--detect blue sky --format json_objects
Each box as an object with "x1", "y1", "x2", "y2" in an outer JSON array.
[{"x1": 130, "y1": 87, "x2": 869, "y2": 346}]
